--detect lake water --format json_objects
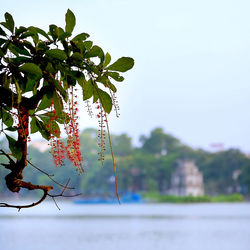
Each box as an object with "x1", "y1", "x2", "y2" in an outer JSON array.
[{"x1": 0, "y1": 202, "x2": 249, "y2": 250}]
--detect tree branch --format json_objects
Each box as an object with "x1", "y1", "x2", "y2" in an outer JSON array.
[
  {"x1": 0, "y1": 189, "x2": 48, "y2": 211},
  {"x1": 27, "y1": 159, "x2": 75, "y2": 190}
]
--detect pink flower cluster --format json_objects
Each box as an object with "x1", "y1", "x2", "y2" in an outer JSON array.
[{"x1": 48, "y1": 92, "x2": 83, "y2": 173}]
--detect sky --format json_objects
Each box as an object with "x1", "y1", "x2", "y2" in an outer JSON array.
[{"x1": 1, "y1": 0, "x2": 250, "y2": 152}]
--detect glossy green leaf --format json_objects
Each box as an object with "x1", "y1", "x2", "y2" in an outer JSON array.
[
  {"x1": 37, "y1": 95, "x2": 52, "y2": 111},
  {"x1": 34, "y1": 117, "x2": 51, "y2": 140},
  {"x1": 53, "y1": 91, "x2": 63, "y2": 116},
  {"x1": 29, "y1": 26, "x2": 50, "y2": 40},
  {"x1": 9, "y1": 44, "x2": 30, "y2": 56},
  {"x1": 0, "y1": 48, "x2": 4, "y2": 57},
  {"x1": 65, "y1": 9, "x2": 75, "y2": 35},
  {"x1": 45, "y1": 62, "x2": 56, "y2": 74},
  {"x1": 103, "y1": 52, "x2": 111, "y2": 68},
  {"x1": 19, "y1": 63, "x2": 42, "y2": 79},
  {"x1": 71, "y1": 52, "x2": 83, "y2": 61},
  {"x1": 15, "y1": 81, "x2": 22, "y2": 104},
  {"x1": 107, "y1": 71, "x2": 124, "y2": 82},
  {"x1": 30, "y1": 117, "x2": 39, "y2": 133},
  {"x1": 0, "y1": 27, "x2": 6, "y2": 36},
  {"x1": 85, "y1": 45, "x2": 104, "y2": 62},
  {"x1": 72, "y1": 33, "x2": 89, "y2": 41},
  {"x1": 49, "y1": 24, "x2": 59, "y2": 41},
  {"x1": 8, "y1": 56, "x2": 29, "y2": 64},
  {"x1": 83, "y1": 41, "x2": 93, "y2": 50},
  {"x1": 106, "y1": 57, "x2": 134, "y2": 72},
  {"x1": 20, "y1": 31, "x2": 35, "y2": 39},
  {"x1": 24, "y1": 78, "x2": 36, "y2": 93},
  {"x1": 106, "y1": 81, "x2": 117, "y2": 92},
  {"x1": 4, "y1": 12, "x2": 14, "y2": 33},
  {"x1": 46, "y1": 49, "x2": 67, "y2": 61},
  {"x1": 82, "y1": 79, "x2": 93, "y2": 100},
  {"x1": 96, "y1": 75, "x2": 117, "y2": 92},
  {"x1": 5, "y1": 134, "x2": 22, "y2": 161},
  {"x1": 5, "y1": 127, "x2": 17, "y2": 132},
  {"x1": 51, "y1": 78, "x2": 68, "y2": 101},
  {"x1": 0, "y1": 38, "x2": 6, "y2": 46},
  {"x1": 28, "y1": 26, "x2": 39, "y2": 44},
  {"x1": 97, "y1": 88, "x2": 112, "y2": 113},
  {"x1": 2, "y1": 108, "x2": 13, "y2": 127},
  {"x1": 15, "y1": 26, "x2": 28, "y2": 36},
  {"x1": 96, "y1": 75, "x2": 109, "y2": 85},
  {"x1": 58, "y1": 27, "x2": 69, "y2": 41}
]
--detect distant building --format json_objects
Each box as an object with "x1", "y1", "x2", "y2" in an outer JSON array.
[
  {"x1": 29, "y1": 141, "x2": 50, "y2": 152},
  {"x1": 169, "y1": 160, "x2": 204, "y2": 196}
]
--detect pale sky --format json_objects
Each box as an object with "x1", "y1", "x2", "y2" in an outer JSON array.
[{"x1": 1, "y1": 0, "x2": 250, "y2": 152}]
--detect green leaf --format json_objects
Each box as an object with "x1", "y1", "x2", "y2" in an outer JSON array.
[
  {"x1": 40, "y1": 116, "x2": 60, "y2": 138},
  {"x1": 5, "y1": 134, "x2": 22, "y2": 161},
  {"x1": 0, "y1": 48, "x2": 4, "y2": 57},
  {"x1": 0, "y1": 27, "x2": 6, "y2": 36},
  {"x1": 2, "y1": 108, "x2": 13, "y2": 127},
  {"x1": 72, "y1": 33, "x2": 89, "y2": 42},
  {"x1": 15, "y1": 81, "x2": 22, "y2": 104},
  {"x1": 45, "y1": 62, "x2": 56, "y2": 74},
  {"x1": 50, "y1": 78, "x2": 68, "y2": 101},
  {"x1": 15, "y1": 26, "x2": 28, "y2": 36},
  {"x1": 103, "y1": 52, "x2": 111, "y2": 68},
  {"x1": 53, "y1": 91, "x2": 63, "y2": 116},
  {"x1": 85, "y1": 45, "x2": 104, "y2": 62},
  {"x1": 41, "y1": 111, "x2": 69, "y2": 124},
  {"x1": 33, "y1": 117, "x2": 51, "y2": 140},
  {"x1": 8, "y1": 56, "x2": 29, "y2": 65},
  {"x1": 4, "y1": 12, "x2": 14, "y2": 33},
  {"x1": 24, "y1": 78, "x2": 36, "y2": 93},
  {"x1": 58, "y1": 27, "x2": 69, "y2": 41},
  {"x1": 9, "y1": 44, "x2": 30, "y2": 56},
  {"x1": 65, "y1": 9, "x2": 75, "y2": 35},
  {"x1": 5, "y1": 127, "x2": 17, "y2": 132},
  {"x1": 27, "y1": 26, "x2": 39, "y2": 44},
  {"x1": 37, "y1": 94, "x2": 52, "y2": 111},
  {"x1": 106, "y1": 72, "x2": 124, "y2": 82},
  {"x1": 20, "y1": 31, "x2": 35, "y2": 39},
  {"x1": 29, "y1": 26, "x2": 50, "y2": 40},
  {"x1": 30, "y1": 117, "x2": 39, "y2": 133},
  {"x1": 49, "y1": 24, "x2": 59, "y2": 41},
  {"x1": 0, "y1": 38, "x2": 7, "y2": 46},
  {"x1": 106, "y1": 81, "x2": 117, "y2": 92},
  {"x1": 82, "y1": 79, "x2": 93, "y2": 100},
  {"x1": 19, "y1": 63, "x2": 42, "y2": 80},
  {"x1": 106, "y1": 57, "x2": 134, "y2": 72},
  {"x1": 71, "y1": 52, "x2": 83, "y2": 61},
  {"x1": 46, "y1": 49, "x2": 67, "y2": 61},
  {"x1": 83, "y1": 41, "x2": 93, "y2": 50},
  {"x1": 96, "y1": 75, "x2": 109, "y2": 85},
  {"x1": 97, "y1": 88, "x2": 112, "y2": 113}
]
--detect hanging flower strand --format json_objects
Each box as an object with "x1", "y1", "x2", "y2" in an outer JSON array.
[
  {"x1": 47, "y1": 101, "x2": 65, "y2": 168},
  {"x1": 64, "y1": 87, "x2": 84, "y2": 174},
  {"x1": 96, "y1": 101, "x2": 106, "y2": 165}
]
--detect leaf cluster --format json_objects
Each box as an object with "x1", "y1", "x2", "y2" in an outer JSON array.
[{"x1": 0, "y1": 10, "x2": 134, "y2": 160}]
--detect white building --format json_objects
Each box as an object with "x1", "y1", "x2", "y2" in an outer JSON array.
[{"x1": 170, "y1": 160, "x2": 204, "y2": 196}]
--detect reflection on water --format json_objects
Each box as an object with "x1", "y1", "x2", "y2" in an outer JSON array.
[{"x1": 0, "y1": 203, "x2": 250, "y2": 250}]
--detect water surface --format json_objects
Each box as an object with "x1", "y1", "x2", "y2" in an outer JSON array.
[{"x1": 0, "y1": 202, "x2": 249, "y2": 250}]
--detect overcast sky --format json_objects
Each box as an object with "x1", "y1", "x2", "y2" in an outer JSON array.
[{"x1": 1, "y1": 0, "x2": 250, "y2": 152}]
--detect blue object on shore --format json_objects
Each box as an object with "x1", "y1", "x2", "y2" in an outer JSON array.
[{"x1": 73, "y1": 193, "x2": 143, "y2": 204}]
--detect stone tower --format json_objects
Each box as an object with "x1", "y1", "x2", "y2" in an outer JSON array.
[{"x1": 170, "y1": 160, "x2": 204, "y2": 196}]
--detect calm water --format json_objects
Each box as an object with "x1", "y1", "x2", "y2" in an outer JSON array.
[{"x1": 0, "y1": 202, "x2": 250, "y2": 250}]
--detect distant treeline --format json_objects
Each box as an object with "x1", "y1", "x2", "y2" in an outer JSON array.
[{"x1": 0, "y1": 128, "x2": 250, "y2": 197}]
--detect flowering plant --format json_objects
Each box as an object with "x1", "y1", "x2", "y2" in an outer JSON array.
[{"x1": 0, "y1": 10, "x2": 134, "y2": 209}]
